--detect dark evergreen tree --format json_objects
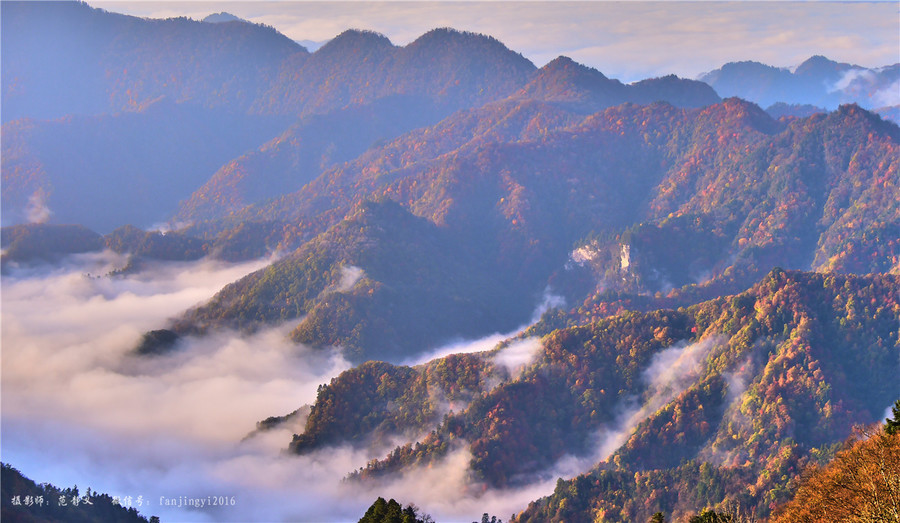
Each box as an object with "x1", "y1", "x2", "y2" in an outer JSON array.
[
  {"x1": 689, "y1": 510, "x2": 733, "y2": 523},
  {"x1": 885, "y1": 399, "x2": 900, "y2": 435},
  {"x1": 359, "y1": 497, "x2": 430, "y2": 523}
]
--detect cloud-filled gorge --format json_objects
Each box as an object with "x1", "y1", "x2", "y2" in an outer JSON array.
[
  {"x1": 1, "y1": 253, "x2": 356, "y2": 521},
  {"x1": 0, "y1": 254, "x2": 568, "y2": 521},
  {"x1": 0, "y1": 252, "x2": 724, "y2": 522}
]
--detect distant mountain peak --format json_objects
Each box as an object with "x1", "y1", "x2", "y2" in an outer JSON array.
[
  {"x1": 722, "y1": 60, "x2": 788, "y2": 74},
  {"x1": 629, "y1": 74, "x2": 722, "y2": 108},
  {"x1": 517, "y1": 57, "x2": 721, "y2": 110},
  {"x1": 515, "y1": 55, "x2": 620, "y2": 105},
  {"x1": 406, "y1": 27, "x2": 521, "y2": 57},
  {"x1": 542, "y1": 56, "x2": 609, "y2": 80},
  {"x1": 420, "y1": 27, "x2": 468, "y2": 38},
  {"x1": 700, "y1": 55, "x2": 897, "y2": 116},
  {"x1": 319, "y1": 29, "x2": 394, "y2": 51},
  {"x1": 797, "y1": 55, "x2": 839, "y2": 69},
  {"x1": 794, "y1": 55, "x2": 849, "y2": 78},
  {"x1": 544, "y1": 55, "x2": 577, "y2": 67},
  {"x1": 202, "y1": 12, "x2": 245, "y2": 24},
  {"x1": 415, "y1": 27, "x2": 493, "y2": 43},
  {"x1": 311, "y1": 29, "x2": 395, "y2": 62}
]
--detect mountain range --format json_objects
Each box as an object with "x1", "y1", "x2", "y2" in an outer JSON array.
[
  {"x1": 288, "y1": 269, "x2": 897, "y2": 521},
  {"x1": 4, "y1": 2, "x2": 897, "y2": 234},
  {"x1": 701, "y1": 55, "x2": 899, "y2": 113},
  {"x1": 1, "y1": 1, "x2": 898, "y2": 521}
]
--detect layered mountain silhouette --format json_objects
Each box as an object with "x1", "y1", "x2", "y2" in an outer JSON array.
[
  {"x1": 147, "y1": 99, "x2": 895, "y2": 364},
  {"x1": 4, "y1": 2, "x2": 896, "y2": 232},
  {"x1": 700, "y1": 55, "x2": 899, "y2": 114},
  {"x1": 1, "y1": 101, "x2": 289, "y2": 231},
  {"x1": 2, "y1": 3, "x2": 898, "y2": 521},
  {"x1": 1, "y1": 0, "x2": 301, "y2": 122}
]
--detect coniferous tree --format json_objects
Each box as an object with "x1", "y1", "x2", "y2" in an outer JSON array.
[{"x1": 885, "y1": 399, "x2": 900, "y2": 435}]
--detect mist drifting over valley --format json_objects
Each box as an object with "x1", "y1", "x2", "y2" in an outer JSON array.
[
  {"x1": 2, "y1": 1, "x2": 899, "y2": 521},
  {"x1": 0, "y1": 254, "x2": 620, "y2": 521}
]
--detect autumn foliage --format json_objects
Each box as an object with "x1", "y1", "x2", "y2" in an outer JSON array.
[{"x1": 771, "y1": 425, "x2": 900, "y2": 522}]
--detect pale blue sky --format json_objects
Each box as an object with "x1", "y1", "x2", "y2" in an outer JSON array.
[{"x1": 90, "y1": 1, "x2": 900, "y2": 83}]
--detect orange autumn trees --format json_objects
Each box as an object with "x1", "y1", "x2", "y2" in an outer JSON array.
[{"x1": 771, "y1": 423, "x2": 900, "y2": 522}]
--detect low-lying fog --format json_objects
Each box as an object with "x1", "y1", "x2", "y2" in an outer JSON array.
[{"x1": 2, "y1": 252, "x2": 723, "y2": 522}]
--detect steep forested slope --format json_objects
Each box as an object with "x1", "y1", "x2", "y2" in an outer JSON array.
[
  {"x1": 284, "y1": 270, "x2": 898, "y2": 521},
  {"x1": 172, "y1": 96, "x2": 453, "y2": 223},
  {"x1": 173, "y1": 199, "x2": 538, "y2": 362},
  {"x1": 164, "y1": 100, "x2": 897, "y2": 365},
  {"x1": 1, "y1": 0, "x2": 302, "y2": 122},
  {"x1": 1, "y1": 101, "x2": 288, "y2": 230},
  {"x1": 769, "y1": 422, "x2": 900, "y2": 523},
  {"x1": 511, "y1": 270, "x2": 898, "y2": 522}
]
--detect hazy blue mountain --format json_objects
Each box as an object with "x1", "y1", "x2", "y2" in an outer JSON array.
[
  {"x1": 155, "y1": 100, "x2": 898, "y2": 366},
  {"x1": 1, "y1": 0, "x2": 303, "y2": 123},
  {"x1": 297, "y1": 39, "x2": 329, "y2": 52},
  {"x1": 2, "y1": 3, "x2": 729, "y2": 233},
  {"x1": 699, "y1": 56, "x2": 899, "y2": 119},
  {"x1": 1, "y1": 101, "x2": 289, "y2": 231},
  {"x1": 173, "y1": 95, "x2": 454, "y2": 224},
  {"x1": 201, "y1": 12, "x2": 246, "y2": 24}
]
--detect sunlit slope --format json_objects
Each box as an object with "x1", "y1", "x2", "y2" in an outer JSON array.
[
  {"x1": 279, "y1": 270, "x2": 898, "y2": 521},
  {"x1": 160, "y1": 101, "x2": 897, "y2": 365}
]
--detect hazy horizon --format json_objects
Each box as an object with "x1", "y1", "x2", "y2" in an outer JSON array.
[{"x1": 90, "y1": 1, "x2": 900, "y2": 84}]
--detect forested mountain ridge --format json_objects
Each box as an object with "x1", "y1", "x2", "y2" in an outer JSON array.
[
  {"x1": 158, "y1": 99, "x2": 897, "y2": 364},
  {"x1": 1, "y1": 0, "x2": 301, "y2": 123},
  {"x1": 1, "y1": 101, "x2": 290, "y2": 231},
  {"x1": 176, "y1": 56, "x2": 721, "y2": 228},
  {"x1": 511, "y1": 56, "x2": 721, "y2": 113},
  {"x1": 170, "y1": 198, "x2": 538, "y2": 363},
  {"x1": 254, "y1": 27, "x2": 537, "y2": 117},
  {"x1": 0, "y1": 222, "x2": 210, "y2": 275},
  {"x1": 172, "y1": 95, "x2": 454, "y2": 224},
  {"x1": 285, "y1": 269, "x2": 899, "y2": 521},
  {"x1": 4, "y1": 1, "x2": 896, "y2": 236}
]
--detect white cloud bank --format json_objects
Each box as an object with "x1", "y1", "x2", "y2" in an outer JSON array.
[
  {"x1": 0, "y1": 254, "x2": 563, "y2": 522},
  {"x1": 0, "y1": 254, "x2": 363, "y2": 521}
]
